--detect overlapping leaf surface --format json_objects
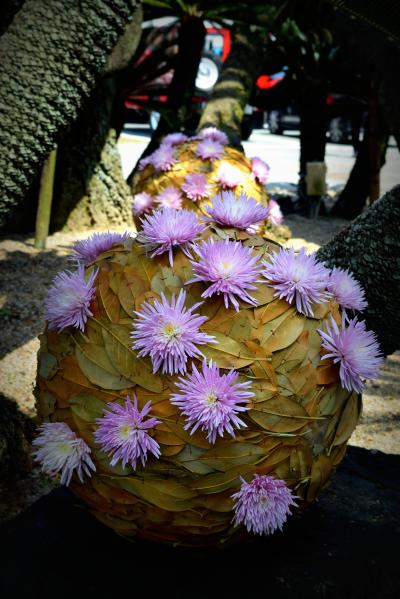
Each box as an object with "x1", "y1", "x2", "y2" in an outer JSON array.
[{"x1": 36, "y1": 213, "x2": 358, "y2": 545}]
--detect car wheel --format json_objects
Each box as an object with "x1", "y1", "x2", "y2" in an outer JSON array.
[
  {"x1": 195, "y1": 52, "x2": 222, "y2": 93},
  {"x1": 149, "y1": 111, "x2": 160, "y2": 131},
  {"x1": 329, "y1": 117, "x2": 351, "y2": 144},
  {"x1": 268, "y1": 110, "x2": 283, "y2": 134}
]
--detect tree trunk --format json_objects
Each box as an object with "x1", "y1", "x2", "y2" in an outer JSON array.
[
  {"x1": 299, "y1": 78, "x2": 328, "y2": 179},
  {"x1": 197, "y1": 28, "x2": 262, "y2": 148},
  {"x1": 331, "y1": 103, "x2": 389, "y2": 219},
  {"x1": 317, "y1": 184, "x2": 400, "y2": 356},
  {"x1": 379, "y1": 44, "x2": 400, "y2": 151},
  {"x1": 145, "y1": 17, "x2": 205, "y2": 146},
  {"x1": 0, "y1": 0, "x2": 138, "y2": 231},
  {"x1": 128, "y1": 16, "x2": 206, "y2": 186},
  {"x1": 52, "y1": 79, "x2": 134, "y2": 231},
  {"x1": 52, "y1": 7, "x2": 142, "y2": 231}
]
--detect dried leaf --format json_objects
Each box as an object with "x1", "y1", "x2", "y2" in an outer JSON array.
[
  {"x1": 115, "y1": 477, "x2": 196, "y2": 512},
  {"x1": 75, "y1": 346, "x2": 133, "y2": 390},
  {"x1": 38, "y1": 352, "x2": 58, "y2": 379},
  {"x1": 100, "y1": 322, "x2": 163, "y2": 393},
  {"x1": 189, "y1": 465, "x2": 252, "y2": 494},
  {"x1": 70, "y1": 393, "x2": 107, "y2": 422},
  {"x1": 98, "y1": 270, "x2": 120, "y2": 323},
  {"x1": 197, "y1": 443, "x2": 265, "y2": 471},
  {"x1": 331, "y1": 392, "x2": 361, "y2": 446},
  {"x1": 249, "y1": 397, "x2": 311, "y2": 432},
  {"x1": 262, "y1": 310, "x2": 304, "y2": 352}
]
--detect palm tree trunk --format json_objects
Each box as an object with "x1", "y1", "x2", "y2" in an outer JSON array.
[
  {"x1": 317, "y1": 184, "x2": 400, "y2": 356},
  {"x1": 0, "y1": 0, "x2": 138, "y2": 231},
  {"x1": 197, "y1": 28, "x2": 262, "y2": 148}
]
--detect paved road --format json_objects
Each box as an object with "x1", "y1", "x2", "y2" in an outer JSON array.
[{"x1": 118, "y1": 126, "x2": 399, "y2": 194}]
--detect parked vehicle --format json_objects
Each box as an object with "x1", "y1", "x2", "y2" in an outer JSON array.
[
  {"x1": 124, "y1": 21, "x2": 266, "y2": 139},
  {"x1": 266, "y1": 93, "x2": 365, "y2": 144}
]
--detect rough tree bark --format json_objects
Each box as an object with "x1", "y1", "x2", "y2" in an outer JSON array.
[
  {"x1": 53, "y1": 8, "x2": 143, "y2": 231},
  {"x1": 0, "y1": 0, "x2": 138, "y2": 231},
  {"x1": 197, "y1": 28, "x2": 262, "y2": 148},
  {"x1": 53, "y1": 82, "x2": 135, "y2": 231},
  {"x1": 317, "y1": 185, "x2": 400, "y2": 356}
]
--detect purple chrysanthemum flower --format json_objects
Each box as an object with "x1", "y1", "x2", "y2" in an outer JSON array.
[
  {"x1": 268, "y1": 198, "x2": 284, "y2": 225},
  {"x1": 131, "y1": 289, "x2": 215, "y2": 375},
  {"x1": 251, "y1": 157, "x2": 270, "y2": 185},
  {"x1": 196, "y1": 139, "x2": 224, "y2": 161},
  {"x1": 198, "y1": 127, "x2": 229, "y2": 146},
  {"x1": 72, "y1": 232, "x2": 130, "y2": 265},
  {"x1": 162, "y1": 132, "x2": 188, "y2": 145},
  {"x1": 204, "y1": 191, "x2": 269, "y2": 231},
  {"x1": 231, "y1": 475, "x2": 298, "y2": 535},
  {"x1": 317, "y1": 316, "x2": 383, "y2": 393},
  {"x1": 262, "y1": 247, "x2": 330, "y2": 316},
  {"x1": 132, "y1": 191, "x2": 154, "y2": 216},
  {"x1": 171, "y1": 360, "x2": 252, "y2": 444},
  {"x1": 216, "y1": 163, "x2": 244, "y2": 189},
  {"x1": 32, "y1": 422, "x2": 95, "y2": 485},
  {"x1": 327, "y1": 267, "x2": 367, "y2": 312},
  {"x1": 152, "y1": 144, "x2": 177, "y2": 172},
  {"x1": 156, "y1": 186, "x2": 183, "y2": 209},
  {"x1": 94, "y1": 395, "x2": 161, "y2": 470},
  {"x1": 181, "y1": 173, "x2": 212, "y2": 201},
  {"x1": 45, "y1": 265, "x2": 97, "y2": 331},
  {"x1": 138, "y1": 155, "x2": 153, "y2": 171},
  {"x1": 137, "y1": 208, "x2": 205, "y2": 266},
  {"x1": 188, "y1": 239, "x2": 262, "y2": 311}
]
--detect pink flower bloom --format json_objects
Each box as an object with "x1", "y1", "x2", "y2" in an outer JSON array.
[
  {"x1": 188, "y1": 239, "x2": 262, "y2": 311},
  {"x1": 156, "y1": 186, "x2": 183, "y2": 209},
  {"x1": 268, "y1": 198, "x2": 284, "y2": 225},
  {"x1": 152, "y1": 144, "x2": 177, "y2": 172},
  {"x1": 205, "y1": 191, "x2": 269, "y2": 231},
  {"x1": 327, "y1": 267, "x2": 367, "y2": 312},
  {"x1": 137, "y1": 208, "x2": 205, "y2": 266},
  {"x1": 262, "y1": 247, "x2": 330, "y2": 316},
  {"x1": 95, "y1": 395, "x2": 161, "y2": 470},
  {"x1": 72, "y1": 232, "x2": 130, "y2": 265},
  {"x1": 182, "y1": 173, "x2": 212, "y2": 201},
  {"x1": 162, "y1": 132, "x2": 188, "y2": 145},
  {"x1": 198, "y1": 127, "x2": 229, "y2": 145},
  {"x1": 171, "y1": 360, "x2": 252, "y2": 444},
  {"x1": 32, "y1": 422, "x2": 95, "y2": 486},
  {"x1": 196, "y1": 139, "x2": 224, "y2": 161},
  {"x1": 138, "y1": 155, "x2": 153, "y2": 171},
  {"x1": 251, "y1": 157, "x2": 270, "y2": 185},
  {"x1": 132, "y1": 192, "x2": 154, "y2": 216},
  {"x1": 317, "y1": 316, "x2": 383, "y2": 393},
  {"x1": 45, "y1": 265, "x2": 97, "y2": 331},
  {"x1": 216, "y1": 163, "x2": 244, "y2": 188},
  {"x1": 131, "y1": 289, "x2": 215, "y2": 375},
  {"x1": 232, "y1": 475, "x2": 298, "y2": 535}
]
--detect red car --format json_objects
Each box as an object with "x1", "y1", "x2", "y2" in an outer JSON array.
[{"x1": 124, "y1": 21, "x2": 268, "y2": 138}]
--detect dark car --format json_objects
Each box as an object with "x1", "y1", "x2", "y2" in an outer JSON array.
[{"x1": 266, "y1": 93, "x2": 365, "y2": 144}]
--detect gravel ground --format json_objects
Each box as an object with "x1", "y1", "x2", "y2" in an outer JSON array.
[{"x1": 0, "y1": 215, "x2": 399, "y2": 520}]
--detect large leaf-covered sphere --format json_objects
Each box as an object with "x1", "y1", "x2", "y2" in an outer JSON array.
[{"x1": 36, "y1": 227, "x2": 361, "y2": 546}]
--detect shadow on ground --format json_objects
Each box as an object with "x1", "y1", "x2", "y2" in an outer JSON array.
[
  {"x1": 1, "y1": 446, "x2": 398, "y2": 599},
  {"x1": 0, "y1": 244, "x2": 70, "y2": 358}
]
